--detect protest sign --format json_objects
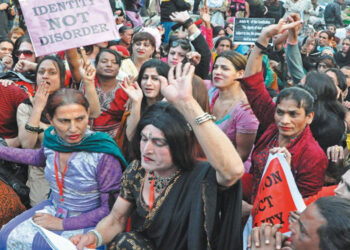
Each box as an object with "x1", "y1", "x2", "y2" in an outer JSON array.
[
  {"x1": 233, "y1": 18, "x2": 275, "y2": 44},
  {"x1": 19, "y1": 0, "x2": 118, "y2": 57},
  {"x1": 243, "y1": 153, "x2": 306, "y2": 249},
  {"x1": 252, "y1": 153, "x2": 306, "y2": 232}
]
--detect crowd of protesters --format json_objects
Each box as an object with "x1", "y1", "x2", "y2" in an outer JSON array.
[{"x1": 0, "y1": 0, "x2": 350, "y2": 249}]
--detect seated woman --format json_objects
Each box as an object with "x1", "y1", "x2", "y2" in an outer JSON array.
[
  {"x1": 17, "y1": 55, "x2": 100, "y2": 207},
  {"x1": 241, "y1": 15, "x2": 328, "y2": 201},
  {"x1": 0, "y1": 89, "x2": 127, "y2": 249},
  {"x1": 209, "y1": 50, "x2": 258, "y2": 172},
  {"x1": 71, "y1": 63, "x2": 244, "y2": 249}
]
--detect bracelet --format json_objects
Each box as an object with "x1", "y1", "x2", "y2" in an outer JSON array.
[
  {"x1": 254, "y1": 41, "x2": 268, "y2": 54},
  {"x1": 25, "y1": 123, "x2": 44, "y2": 134},
  {"x1": 194, "y1": 112, "x2": 216, "y2": 125},
  {"x1": 183, "y1": 18, "x2": 193, "y2": 30},
  {"x1": 89, "y1": 229, "x2": 103, "y2": 247}
]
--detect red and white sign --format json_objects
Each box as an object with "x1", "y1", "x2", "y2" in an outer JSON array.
[{"x1": 243, "y1": 153, "x2": 306, "y2": 248}]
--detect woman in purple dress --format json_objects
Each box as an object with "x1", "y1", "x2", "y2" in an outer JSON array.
[{"x1": 0, "y1": 88, "x2": 127, "y2": 249}]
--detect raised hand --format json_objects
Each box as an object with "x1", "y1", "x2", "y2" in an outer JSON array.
[
  {"x1": 32, "y1": 81, "x2": 50, "y2": 113},
  {"x1": 79, "y1": 60, "x2": 96, "y2": 86},
  {"x1": 200, "y1": 6, "x2": 211, "y2": 25},
  {"x1": 160, "y1": 62, "x2": 195, "y2": 104},
  {"x1": 261, "y1": 16, "x2": 302, "y2": 40},
  {"x1": 119, "y1": 77, "x2": 143, "y2": 103},
  {"x1": 170, "y1": 11, "x2": 191, "y2": 24},
  {"x1": 286, "y1": 14, "x2": 303, "y2": 44}
]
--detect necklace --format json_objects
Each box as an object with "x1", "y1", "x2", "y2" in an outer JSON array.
[{"x1": 148, "y1": 170, "x2": 179, "y2": 193}]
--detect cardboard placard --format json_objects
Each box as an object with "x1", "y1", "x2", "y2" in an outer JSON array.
[
  {"x1": 243, "y1": 153, "x2": 306, "y2": 249},
  {"x1": 19, "y1": 0, "x2": 118, "y2": 57}
]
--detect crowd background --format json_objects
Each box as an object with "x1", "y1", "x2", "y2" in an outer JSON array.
[{"x1": 0, "y1": 0, "x2": 350, "y2": 249}]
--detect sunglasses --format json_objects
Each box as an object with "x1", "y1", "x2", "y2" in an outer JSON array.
[
  {"x1": 15, "y1": 50, "x2": 34, "y2": 57},
  {"x1": 171, "y1": 39, "x2": 191, "y2": 51},
  {"x1": 318, "y1": 63, "x2": 329, "y2": 69}
]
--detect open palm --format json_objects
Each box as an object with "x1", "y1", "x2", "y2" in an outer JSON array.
[{"x1": 160, "y1": 63, "x2": 195, "y2": 104}]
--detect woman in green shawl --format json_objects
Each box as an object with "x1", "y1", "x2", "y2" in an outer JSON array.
[{"x1": 0, "y1": 88, "x2": 126, "y2": 249}]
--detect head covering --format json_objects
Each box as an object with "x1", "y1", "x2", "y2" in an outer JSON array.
[
  {"x1": 43, "y1": 126, "x2": 128, "y2": 169},
  {"x1": 139, "y1": 27, "x2": 162, "y2": 50}
]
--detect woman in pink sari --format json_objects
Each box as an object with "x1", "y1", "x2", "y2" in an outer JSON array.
[{"x1": 209, "y1": 50, "x2": 259, "y2": 172}]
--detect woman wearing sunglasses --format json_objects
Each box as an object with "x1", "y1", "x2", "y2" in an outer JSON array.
[
  {"x1": 12, "y1": 35, "x2": 38, "y2": 75},
  {"x1": 167, "y1": 11, "x2": 211, "y2": 80}
]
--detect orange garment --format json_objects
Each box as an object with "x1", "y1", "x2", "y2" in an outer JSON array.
[
  {"x1": 0, "y1": 179, "x2": 26, "y2": 227},
  {"x1": 303, "y1": 185, "x2": 336, "y2": 206}
]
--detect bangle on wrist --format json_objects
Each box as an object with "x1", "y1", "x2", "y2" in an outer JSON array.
[
  {"x1": 89, "y1": 229, "x2": 103, "y2": 247},
  {"x1": 25, "y1": 123, "x2": 44, "y2": 134},
  {"x1": 183, "y1": 18, "x2": 193, "y2": 30},
  {"x1": 194, "y1": 112, "x2": 216, "y2": 125},
  {"x1": 254, "y1": 41, "x2": 269, "y2": 54}
]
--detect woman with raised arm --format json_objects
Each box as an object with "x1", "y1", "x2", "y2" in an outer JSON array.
[
  {"x1": 122, "y1": 59, "x2": 169, "y2": 143},
  {"x1": 120, "y1": 59, "x2": 209, "y2": 160},
  {"x1": 241, "y1": 15, "x2": 328, "y2": 202},
  {"x1": 71, "y1": 63, "x2": 244, "y2": 250},
  {"x1": 0, "y1": 89, "x2": 126, "y2": 249},
  {"x1": 210, "y1": 50, "x2": 259, "y2": 172},
  {"x1": 16, "y1": 55, "x2": 100, "y2": 207}
]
